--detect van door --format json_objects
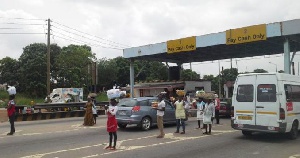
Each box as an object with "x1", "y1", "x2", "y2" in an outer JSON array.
[
  {"x1": 255, "y1": 75, "x2": 278, "y2": 128},
  {"x1": 235, "y1": 75, "x2": 256, "y2": 126}
]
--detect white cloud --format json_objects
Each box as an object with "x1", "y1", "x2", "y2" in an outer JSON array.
[{"x1": 0, "y1": 0, "x2": 300, "y2": 75}]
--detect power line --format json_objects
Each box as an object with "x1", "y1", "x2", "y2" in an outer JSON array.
[
  {"x1": 0, "y1": 33, "x2": 45, "y2": 34},
  {"x1": 51, "y1": 24, "x2": 126, "y2": 49},
  {"x1": 0, "y1": 22, "x2": 46, "y2": 26},
  {"x1": 52, "y1": 20, "x2": 131, "y2": 48},
  {"x1": 0, "y1": 28, "x2": 23, "y2": 29},
  {"x1": 0, "y1": 17, "x2": 45, "y2": 21},
  {"x1": 53, "y1": 34, "x2": 123, "y2": 50}
]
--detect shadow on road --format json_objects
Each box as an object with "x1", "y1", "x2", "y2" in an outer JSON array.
[{"x1": 235, "y1": 132, "x2": 300, "y2": 143}]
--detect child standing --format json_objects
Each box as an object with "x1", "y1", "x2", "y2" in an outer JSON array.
[{"x1": 105, "y1": 99, "x2": 118, "y2": 150}]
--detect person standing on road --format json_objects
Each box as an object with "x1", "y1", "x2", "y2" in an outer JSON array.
[
  {"x1": 6, "y1": 94, "x2": 16, "y2": 135},
  {"x1": 83, "y1": 96, "x2": 94, "y2": 126},
  {"x1": 203, "y1": 96, "x2": 215, "y2": 135},
  {"x1": 156, "y1": 93, "x2": 166, "y2": 138},
  {"x1": 174, "y1": 96, "x2": 186, "y2": 134},
  {"x1": 214, "y1": 94, "x2": 220, "y2": 124},
  {"x1": 91, "y1": 97, "x2": 98, "y2": 124},
  {"x1": 105, "y1": 99, "x2": 118, "y2": 150},
  {"x1": 196, "y1": 97, "x2": 205, "y2": 129}
]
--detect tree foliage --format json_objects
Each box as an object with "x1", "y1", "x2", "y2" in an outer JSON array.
[
  {"x1": 0, "y1": 57, "x2": 19, "y2": 85},
  {"x1": 181, "y1": 69, "x2": 200, "y2": 80},
  {"x1": 253, "y1": 69, "x2": 268, "y2": 73},
  {"x1": 55, "y1": 45, "x2": 94, "y2": 89},
  {"x1": 18, "y1": 43, "x2": 48, "y2": 97}
]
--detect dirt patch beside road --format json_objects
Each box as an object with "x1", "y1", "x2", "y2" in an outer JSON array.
[{"x1": 0, "y1": 108, "x2": 8, "y2": 123}]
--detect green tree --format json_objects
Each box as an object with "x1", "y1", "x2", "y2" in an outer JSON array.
[
  {"x1": 180, "y1": 69, "x2": 200, "y2": 80},
  {"x1": 203, "y1": 75, "x2": 218, "y2": 92},
  {"x1": 134, "y1": 60, "x2": 168, "y2": 82},
  {"x1": 18, "y1": 43, "x2": 48, "y2": 97},
  {"x1": 110, "y1": 57, "x2": 131, "y2": 87},
  {"x1": 222, "y1": 68, "x2": 238, "y2": 81},
  {"x1": 97, "y1": 58, "x2": 118, "y2": 89},
  {"x1": 253, "y1": 69, "x2": 268, "y2": 73},
  {"x1": 0, "y1": 57, "x2": 19, "y2": 85},
  {"x1": 55, "y1": 45, "x2": 94, "y2": 90}
]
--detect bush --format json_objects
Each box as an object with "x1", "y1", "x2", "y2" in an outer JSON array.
[{"x1": 0, "y1": 90, "x2": 44, "y2": 107}]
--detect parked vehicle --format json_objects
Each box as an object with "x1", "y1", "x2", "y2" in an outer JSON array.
[
  {"x1": 219, "y1": 101, "x2": 231, "y2": 117},
  {"x1": 45, "y1": 88, "x2": 83, "y2": 103},
  {"x1": 116, "y1": 97, "x2": 176, "y2": 131},
  {"x1": 231, "y1": 73, "x2": 300, "y2": 139}
]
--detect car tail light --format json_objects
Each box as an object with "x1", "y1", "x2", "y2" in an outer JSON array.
[
  {"x1": 132, "y1": 106, "x2": 141, "y2": 112},
  {"x1": 279, "y1": 108, "x2": 285, "y2": 120}
]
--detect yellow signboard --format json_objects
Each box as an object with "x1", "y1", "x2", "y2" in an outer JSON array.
[
  {"x1": 167, "y1": 36, "x2": 196, "y2": 54},
  {"x1": 226, "y1": 24, "x2": 266, "y2": 45}
]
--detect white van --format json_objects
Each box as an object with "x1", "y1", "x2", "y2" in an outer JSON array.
[{"x1": 231, "y1": 73, "x2": 300, "y2": 139}]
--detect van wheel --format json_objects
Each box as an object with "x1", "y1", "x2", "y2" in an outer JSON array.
[
  {"x1": 118, "y1": 123, "x2": 127, "y2": 129},
  {"x1": 242, "y1": 130, "x2": 252, "y2": 136},
  {"x1": 288, "y1": 121, "x2": 299, "y2": 140},
  {"x1": 140, "y1": 117, "x2": 151, "y2": 131}
]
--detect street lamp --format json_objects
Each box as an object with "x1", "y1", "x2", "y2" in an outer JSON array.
[{"x1": 269, "y1": 62, "x2": 278, "y2": 72}]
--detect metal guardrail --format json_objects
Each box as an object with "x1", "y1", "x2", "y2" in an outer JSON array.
[{"x1": 33, "y1": 101, "x2": 110, "y2": 111}]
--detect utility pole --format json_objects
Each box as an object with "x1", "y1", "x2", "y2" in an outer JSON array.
[
  {"x1": 47, "y1": 19, "x2": 51, "y2": 95},
  {"x1": 218, "y1": 60, "x2": 221, "y2": 98}
]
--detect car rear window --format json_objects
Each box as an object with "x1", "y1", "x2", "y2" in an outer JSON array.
[
  {"x1": 236, "y1": 84, "x2": 253, "y2": 102},
  {"x1": 257, "y1": 84, "x2": 276, "y2": 102},
  {"x1": 118, "y1": 99, "x2": 138, "y2": 107}
]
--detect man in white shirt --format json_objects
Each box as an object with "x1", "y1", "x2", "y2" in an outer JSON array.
[{"x1": 156, "y1": 94, "x2": 165, "y2": 138}]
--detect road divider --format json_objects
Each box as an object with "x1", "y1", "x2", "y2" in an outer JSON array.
[{"x1": 14, "y1": 110, "x2": 106, "y2": 122}]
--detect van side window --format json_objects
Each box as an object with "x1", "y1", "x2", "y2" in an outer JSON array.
[
  {"x1": 285, "y1": 84, "x2": 300, "y2": 102},
  {"x1": 257, "y1": 84, "x2": 276, "y2": 102},
  {"x1": 236, "y1": 85, "x2": 253, "y2": 102}
]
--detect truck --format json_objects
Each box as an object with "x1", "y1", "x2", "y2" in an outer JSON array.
[{"x1": 45, "y1": 88, "x2": 83, "y2": 103}]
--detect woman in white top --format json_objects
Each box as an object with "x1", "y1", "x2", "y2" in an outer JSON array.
[
  {"x1": 196, "y1": 97, "x2": 205, "y2": 129},
  {"x1": 203, "y1": 98, "x2": 215, "y2": 135}
]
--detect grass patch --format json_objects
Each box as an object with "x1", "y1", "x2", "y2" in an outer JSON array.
[
  {"x1": 0, "y1": 90, "x2": 44, "y2": 108},
  {"x1": 96, "y1": 92, "x2": 108, "y2": 102}
]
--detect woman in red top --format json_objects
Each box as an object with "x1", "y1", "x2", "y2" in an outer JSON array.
[
  {"x1": 7, "y1": 94, "x2": 16, "y2": 135},
  {"x1": 105, "y1": 99, "x2": 118, "y2": 150}
]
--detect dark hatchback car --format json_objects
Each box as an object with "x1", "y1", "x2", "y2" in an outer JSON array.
[
  {"x1": 219, "y1": 101, "x2": 231, "y2": 117},
  {"x1": 116, "y1": 97, "x2": 176, "y2": 131}
]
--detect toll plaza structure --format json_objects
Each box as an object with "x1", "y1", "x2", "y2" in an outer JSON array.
[{"x1": 123, "y1": 19, "x2": 300, "y2": 97}]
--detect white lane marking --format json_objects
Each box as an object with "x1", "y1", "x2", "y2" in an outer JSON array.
[
  {"x1": 82, "y1": 154, "x2": 98, "y2": 158},
  {"x1": 0, "y1": 129, "x2": 79, "y2": 139},
  {"x1": 0, "y1": 130, "x2": 23, "y2": 136},
  {"x1": 20, "y1": 143, "x2": 107, "y2": 158},
  {"x1": 72, "y1": 124, "x2": 106, "y2": 129},
  {"x1": 290, "y1": 154, "x2": 300, "y2": 158},
  {"x1": 21, "y1": 130, "x2": 236, "y2": 158}
]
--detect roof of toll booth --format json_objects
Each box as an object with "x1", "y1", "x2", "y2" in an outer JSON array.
[{"x1": 123, "y1": 19, "x2": 300, "y2": 63}]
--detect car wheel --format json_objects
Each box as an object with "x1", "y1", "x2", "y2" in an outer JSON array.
[
  {"x1": 242, "y1": 130, "x2": 252, "y2": 136},
  {"x1": 118, "y1": 123, "x2": 127, "y2": 129},
  {"x1": 288, "y1": 121, "x2": 299, "y2": 140},
  {"x1": 140, "y1": 117, "x2": 151, "y2": 131}
]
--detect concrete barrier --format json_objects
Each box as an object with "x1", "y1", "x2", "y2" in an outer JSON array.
[{"x1": 13, "y1": 110, "x2": 106, "y2": 121}]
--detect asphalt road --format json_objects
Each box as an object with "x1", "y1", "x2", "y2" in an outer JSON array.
[{"x1": 0, "y1": 116, "x2": 299, "y2": 158}]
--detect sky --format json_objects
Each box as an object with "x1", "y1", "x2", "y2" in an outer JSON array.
[{"x1": 1, "y1": 0, "x2": 300, "y2": 77}]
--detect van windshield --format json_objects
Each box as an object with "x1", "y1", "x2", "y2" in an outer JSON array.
[
  {"x1": 257, "y1": 84, "x2": 276, "y2": 102},
  {"x1": 236, "y1": 85, "x2": 253, "y2": 102}
]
